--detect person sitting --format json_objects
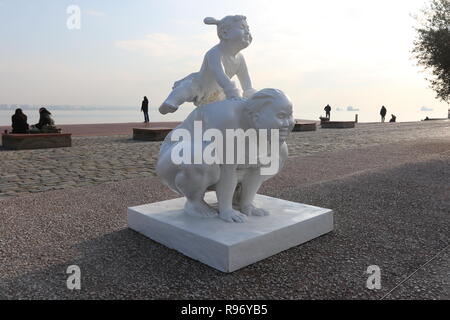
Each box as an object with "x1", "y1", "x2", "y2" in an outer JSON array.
[
  {"x1": 35, "y1": 107, "x2": 54, "y2": 129},
  {"x1": 389, "y1": 114, "x2": 396, "y2": 123},
  {"x1": 11, "y1": 108, "x2": 29, "y2": 134},
  {"x1": 30, "y1": 107, "x2": 60, "y2": 133}
]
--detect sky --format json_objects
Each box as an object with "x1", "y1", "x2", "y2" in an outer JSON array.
[{"x1": 0, "y1": 0, "x2": 449, "y2": 123}]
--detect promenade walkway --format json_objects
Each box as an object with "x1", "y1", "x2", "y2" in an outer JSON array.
[
  {"x1": 1, "y1": 121, "x2": 449, "y2": 198},
  {"x1": 0, "y1": 132, "x2": 448, "y2": 299}
]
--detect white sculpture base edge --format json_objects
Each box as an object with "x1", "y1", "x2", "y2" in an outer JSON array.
[{"x1": 128, "y1": 192, "x2": 334, "y2": 273}]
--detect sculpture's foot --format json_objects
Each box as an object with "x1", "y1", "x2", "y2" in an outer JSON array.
[
  {"x1": 241, "y1": 204, "x2": 270, "y2": 217},
  {"x1": 159, "y1": 102, "x2": 178, "y2": 114},
  {"x1": 184, "y1": 200, "x2": 217, "y2": 218},
  {"x1": 219, "y1": 208, "x2": 246, "y2": 223}
]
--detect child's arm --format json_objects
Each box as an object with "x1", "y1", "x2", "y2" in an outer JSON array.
[
  {"x1": 206, "y1": 50, "x2": 241, "y2": 99},
  {"x1": 237, "y1": 55, "x2": 257, "y2": 99}
]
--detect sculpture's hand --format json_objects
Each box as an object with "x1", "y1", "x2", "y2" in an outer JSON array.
[
  {"x1": 241, "y1": 204, "x2": 270, "y2": 217},
  {"x1": 243, "y1": 88, "x2": 258, "y2": 99},
  {"x1": 224, "y1": 85, "x2": 242, "y2": 100},
  {"x1": 219, "y1": 208, "x2": 246, "y2": 223}
]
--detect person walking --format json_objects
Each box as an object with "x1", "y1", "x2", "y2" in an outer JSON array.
[
  {"x1": 141, "y1": 96, "x2": 149, "y2": 123},
  {"x1": 380, "y1": 106, "x2": 387, "y2": 122},
  {"x1": 324, "y1": 104, "x2": 331, "y2": 119}
]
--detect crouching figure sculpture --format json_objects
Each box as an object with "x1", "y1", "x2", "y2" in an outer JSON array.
[{"x1": 156, "y1": 88, "x2": 295, "y2": 223}]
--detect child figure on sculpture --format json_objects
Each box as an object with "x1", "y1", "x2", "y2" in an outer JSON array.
[{"x1": 159, "y1": 15, "x2": 258, "y2": 114}]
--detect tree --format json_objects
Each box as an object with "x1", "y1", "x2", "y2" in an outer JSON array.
[{"x1": 412, "y1": 0, "x2": 450, "y2": 103}]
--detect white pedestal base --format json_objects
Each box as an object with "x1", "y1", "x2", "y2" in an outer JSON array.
[{"x1": 128, "y1": 193, "x2": 333, "y2": 272}]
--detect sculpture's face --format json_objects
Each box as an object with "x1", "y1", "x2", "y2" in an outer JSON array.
[
  {"x1": 252, "y1": 98, "x2": 295, "y2": 142},
  {"x1": 225, "y1": 20, "x2": 252, "y2": 48}
]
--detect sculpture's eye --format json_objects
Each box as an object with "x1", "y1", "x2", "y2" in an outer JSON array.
[{"x1": 278, "y1": 113, "x2": 286, "y2": 119}]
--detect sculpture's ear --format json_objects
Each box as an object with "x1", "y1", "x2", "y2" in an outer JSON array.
[
  {"x1": 249, "y1": 111, "x2": 259, "y2": 127},
  {"x1": 220, "y1": 29, "x2": 230, "y2": 40}
]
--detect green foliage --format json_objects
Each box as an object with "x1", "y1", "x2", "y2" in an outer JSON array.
[{"x1": 413, "y1": 0, "x2": 450, "y2": 103}]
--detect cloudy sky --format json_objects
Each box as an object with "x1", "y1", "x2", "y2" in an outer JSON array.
[{"x1": 0, "y1": 0, "x2": 448, "y2": 122}]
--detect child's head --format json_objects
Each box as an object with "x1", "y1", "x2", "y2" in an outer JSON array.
[{"x1": 204, "y1": 15, "x2": 251, "y2": 46}]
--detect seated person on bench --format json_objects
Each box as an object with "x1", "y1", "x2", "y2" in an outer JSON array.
[
  {"x1": 11, "y1": 108, "x2": 29, "y2": 134},
  {"x1": 30, "y1": 107, "x2": 60, "y2": 133}
]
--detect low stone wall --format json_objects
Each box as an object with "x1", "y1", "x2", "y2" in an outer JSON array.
[
  {"x1": 1, "y1": 133, "x2": 72, "y2": 150},
  {"x1": 292, "y1": 122, "x2": 317, "y2": 132},
  {"x1": 320, "y1": 117, "x2": 330, "y2": 125},
  {"x1": 133, "y1": 128, "x2": 172, "y2": 141},
  {"x1": 321, "y1": 121, "x2": 355, "y2": 129}
]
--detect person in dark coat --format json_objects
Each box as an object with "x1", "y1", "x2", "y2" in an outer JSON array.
[
  {"x1": 35, "y1": 107, "x2": 55, "y2": 129},
  {"x1": 324, "y1": 104, "x2": 331, "y2": 119},
  {"x1": 380, "y1": 106, "x2": 387, "y2": 122},
  {"x1": 11, "y1": 108, "x2": 29, "y2": 133},
  {"x1": 141, "y1": 96, "x2": 149, "y2": 123},
  {"x1": 389, "y1": 114, "x2": 396, "y2": 123}
]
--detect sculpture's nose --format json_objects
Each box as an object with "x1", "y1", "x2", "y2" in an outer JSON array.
[
  {"x1": 282, "y1": 118, "x2": 292, "y2": 127},
  {"x1": 287, "y1": 118, "x2": 295, "y2": 129}
]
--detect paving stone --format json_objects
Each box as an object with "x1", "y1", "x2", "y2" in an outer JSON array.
[{"x1": 0, "y1": 121, "x2": 449, "y2": 198}]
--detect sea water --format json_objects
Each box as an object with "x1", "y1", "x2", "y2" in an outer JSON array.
[
  {"x1": 0, "y1": 104, "x2": 447, "y2": 126},
  {"x1": 0, "y1": 106, "x2": 196, "y2": 126}
]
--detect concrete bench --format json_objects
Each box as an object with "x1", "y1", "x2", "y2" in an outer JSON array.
[
  {"x1": 292, "y1": 121, "x2": 317, "y2": 132},
  {"x1": 133, "y1": 128, "x2": 173, "y2": 141},
  {"x1": 1, "y1": 133, "x2": 72, "y2": 150},
  {"x1": 319, "y1": 117, "x2": 330, "y2": 125},
  {"x1": 321, "y1": 121, "x2": 355, "y2": 129}
]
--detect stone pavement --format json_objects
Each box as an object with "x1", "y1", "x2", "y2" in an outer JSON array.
[
  {"x1": 0, "y1": 136, "x2": 159, "y2": 198},
  {"x1": 0, "y1": 137, "x2": 448, "y2": 299},
  {"x1": 0, "y1": 120, "x2": 449, "y2": 198}
]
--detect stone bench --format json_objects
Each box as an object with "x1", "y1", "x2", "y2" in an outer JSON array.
[
  {"x1": 321, "y1": 121, "x2": 355, "y2": 129},
  {"x1": 292, "y1": 121, "x2": 317, "y2": 132},
  {"x1": 319, "y1": 117, "x2": 330, "y2": 124},
  {"x1": 133, "y1": 128, "x2": 173, "y2": 141},
  {"x1": 1, "y1": 133, "x2": 72, "y2": 150}
]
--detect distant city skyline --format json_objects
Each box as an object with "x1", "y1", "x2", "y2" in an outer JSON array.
[{"x1": 0, "y1": 0, "x2": 449, "y2": 123}]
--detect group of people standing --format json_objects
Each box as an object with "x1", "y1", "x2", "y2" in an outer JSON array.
[{"x1": 11, "y1": 107, "x2": 56, "y2": 134}]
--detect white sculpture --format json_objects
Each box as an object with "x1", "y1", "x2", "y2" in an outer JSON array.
[
  {"x1": 159, "y1": 15, "x2": 257, "y2": 114},
  {"x1": 130, "y1": 15, "x2": 333, "y2": 272},
  {"x1": 156, "y1": 89, "x2": 295, "y2": 223}
]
